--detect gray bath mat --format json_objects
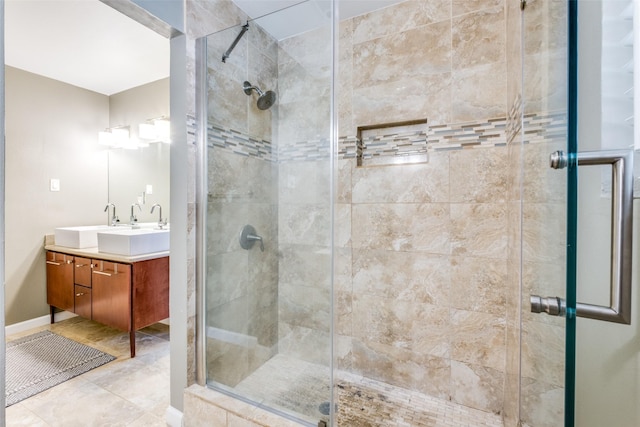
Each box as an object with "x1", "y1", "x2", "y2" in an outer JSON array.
[{"x1": 6, "y1": 330, "x2": 115, "y2": 406}]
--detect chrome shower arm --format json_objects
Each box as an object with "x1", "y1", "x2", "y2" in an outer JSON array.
[{"x1": 222, "y1": 22, "x2": 249, "y2": 63}]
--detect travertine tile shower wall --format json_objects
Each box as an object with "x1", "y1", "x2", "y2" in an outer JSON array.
[
  {"x1": 205, "y1": 21, "x2": 280, "y2": 387},
  {"x1": 334, "y1": 0, "x2": 509, "y2": 415},
  {"x1": 504, "y1": 0, "x2": 524, "y2": 424},
  {"x1": 274, "y1": 27, "x2": 333, "y2": 366}
]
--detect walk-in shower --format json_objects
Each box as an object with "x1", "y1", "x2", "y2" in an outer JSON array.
[{"x1": 194, "y1": 0, "x2": 568, "y2": 426}]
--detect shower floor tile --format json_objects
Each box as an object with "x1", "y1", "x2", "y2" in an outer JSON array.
[
  {"x1": 232, "y1": 353, "x2": 503, "y2": 427},
  {"x1": 337, "y1": 371, "x2": 503, "y2": 427}
]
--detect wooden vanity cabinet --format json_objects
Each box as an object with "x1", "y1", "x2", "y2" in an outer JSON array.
[
  {"x1": 46, "y1": 250, "x2": 169, "y2": 357},
  {"x1": 74, "y1": 257, "x2": 92, "y2": 286},
  {"x1": 91, "y1": 260, "x2": 131, "y2": 332},
  {"x1": 74, "y1": 285, "x2": 92, "y2": 319},
  {"x1": 73, "y1": 257, "x2": 92, "y2": 319},
  {"x1": 46, "y1": 252, "x2": 74, "y2": 313}
]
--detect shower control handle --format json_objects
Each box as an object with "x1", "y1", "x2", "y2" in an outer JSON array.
[
  {"x1": 247, "y1": 234, "x2": 264, "y2": 251},
  {"x1": 240, "y1": 225, "x2": 264, "y2": 252}
]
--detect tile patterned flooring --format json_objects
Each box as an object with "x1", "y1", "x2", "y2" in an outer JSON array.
[
  {"x1": 5, "y1": 317, "x2": 170, "y2": 427},
  {"x1": 233, "y1": 354, "x2": 503, "y2": 427},
  {"x1": 336, "y1": 373, "x2": 503, "y2": 427},
  {"x1": 6, "y1": 318, "x2": 503, "y2": 427}
]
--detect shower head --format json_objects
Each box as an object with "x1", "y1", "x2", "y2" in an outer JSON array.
[{"x1": 242, "y1": 81, "x2": 277, "y2": 110}]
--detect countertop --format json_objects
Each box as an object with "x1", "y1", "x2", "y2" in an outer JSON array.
[{"x1": 44, "y1": 235, "x2": 169, "y2": 264}]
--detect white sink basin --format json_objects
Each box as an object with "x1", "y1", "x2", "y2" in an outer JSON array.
[
  {"x1": 97, "y1": 228, "x2": 170, "y2": 256},
  {"x1": 54, "y1": 225, "x2": 112, "y2": 248}
]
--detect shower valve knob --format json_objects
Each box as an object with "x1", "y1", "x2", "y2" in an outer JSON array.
[{"x1": 240, "y1": 225, "x2": 264, "y2": 252}]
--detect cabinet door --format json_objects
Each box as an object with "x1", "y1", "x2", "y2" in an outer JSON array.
[
  {"x1": 74, "y1": 257, "x2": 92, "y2": 287},
  {"x1": 46, "y1": 252, "x2": 74, "y2": 312},
  {"x1": 74, "y1": 285, "x2": 92, "y2": 319},
  {"x1": 91, "y1": 260, "x2": 131, "y2": 331}
]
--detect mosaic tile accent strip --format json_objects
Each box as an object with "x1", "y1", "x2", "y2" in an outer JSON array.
[
  {"x1": 207, "y1": 123, "x2": 274, "y2": 161},
  {"x1": 198, "y1": 111, "x2": 567, "y2": 163},
  {"x1": 187, "y1": 114, "x2": 196, "y2": 145},
  {"x1": 427, "y1": 118, "x2": 508, "y2": 151},
  {"x1": 507, "y1": 95, "x2": 522, "y2": 145},
  {"x1": 521, "y1": 111, "x2": 567, "y2": 144},
  {"x1": 358, "y1": 129, "x2": 429, "y2": 163},
  {"x1": 339, "y1": 136, "x2": 359, "y2": 159},
  {"x1": 277, "y1": 138, "x2": 332, "y2": 163},
  {"x1": 338, "y1": 111, "x2": 566, "y2": 162}
]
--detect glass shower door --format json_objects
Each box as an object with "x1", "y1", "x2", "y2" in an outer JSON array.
[
  {"x1": 201, "y1": 3, "x2": 334, "y2": 425},
  {"x1": 520, "y1": 0, "x2": 576, "y2": 426},
  {"x1": 524, "y1": 1, "x2": 638, "y2": 426}
]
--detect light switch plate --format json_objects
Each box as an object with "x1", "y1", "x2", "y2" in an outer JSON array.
[
  {"x1": 50, "y1": 178, "x2": 60, "y2": 192},
  {"x1": 146, "y1": 184, "x2": 153, "y2": 195}
]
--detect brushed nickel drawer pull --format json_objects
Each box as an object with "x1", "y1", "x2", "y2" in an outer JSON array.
[
  {"x1": 92, "y1": 270, "x2": 112, "y2": 277},
  {"x1": 76, "y1": 292, "x2": 85, "y2": 297},
  {"x1": 76, "y1": 264, "x2": 88, "y2": 268},
  {"x1": 46, "y1": 261, "x2": 61, "y2": 266}
]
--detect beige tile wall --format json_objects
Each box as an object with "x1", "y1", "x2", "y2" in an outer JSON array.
[
  {"x1": 339, "y1": 147, "x2": 509, "y2": 414},
  {"x1": 504, "y1": 0, "x2": 524, "y2": 424},
  {"x1": 336, "y1": 0, "x2": 510, "y2": 416}
]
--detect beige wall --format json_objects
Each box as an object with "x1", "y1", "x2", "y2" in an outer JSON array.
[
  {"x1": 574, "y1": 2, "x2": 640, "y2": 427},
  {"x1": 5, "y1": 68, "x2": 170, "y2": 327},
  {"x1": 5, "y1": 66, "x2": 109, "y2": 325}
]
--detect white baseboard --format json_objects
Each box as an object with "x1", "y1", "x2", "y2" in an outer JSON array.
[
  {"x1": 165, "y1": 406, "x2": 183, "y2": 427},
  {"x1": 5, "y1": 311, "x2": 77, "y2": 336}
]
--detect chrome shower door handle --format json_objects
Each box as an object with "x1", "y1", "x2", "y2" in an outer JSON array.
[{"x1": 532, "y1": 149, "x2": 634, "y2": 324}]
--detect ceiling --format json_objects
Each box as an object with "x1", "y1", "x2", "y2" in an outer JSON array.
[
  {"x1": 5, "y1": 0, "x2": 402, "y2": 96},
  {"x1": 234, "y1": 0, "x2": 404, "y2": 40},
  {"x1": 5, "y1": 0, "x2": 169, "y2": 96}
]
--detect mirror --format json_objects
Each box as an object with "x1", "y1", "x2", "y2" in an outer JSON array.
[
  {"x1": 106, "y1": 77, "x2": 170, "y2": 225},
  {"x1": 108, "y1": 143, "x2": 170, "y2": 225}
]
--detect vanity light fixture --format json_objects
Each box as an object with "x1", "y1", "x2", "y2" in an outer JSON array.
[
  {"x1": 138, "y1": 117, "x2": 170, "y2": 144},
  {"x1": 100, "y1": 117, "x2": 169, "y2": 149},
  {"x1": 138, "y1": 123, "x2": 156, "y2": 140},
  {"x1": 98, "y1": 130, "x2": 114, "y2": 146},
  {"x1": 112, "y1": 127, "x2": 130, "y2": 147},
  {"x1": 98, "y1": 126, "x2": 130, "y2": 148}
]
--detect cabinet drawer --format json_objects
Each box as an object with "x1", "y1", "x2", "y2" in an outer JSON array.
[
  {"x1": 74, "y1": 257, "x2": 92, "y2": 287},
  {"x1": 74, "y1": 285, "x2": 92, "y2": 319},
  {"x1": 91, "y1": 259, "x2": 131, "y2": 331},
  {"x1": 46, "y1": 252, "x2": 74, "y2": 312}
]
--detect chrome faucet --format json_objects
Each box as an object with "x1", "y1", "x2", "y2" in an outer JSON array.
[
  {"x1": 150, "y1": 204, "x2": 167, "y2": 229},
  {"x1": 130, "y1": 203, "x2": 142, "y2": 226},
  {"x1": 104, "y1": 203, "x2": 119, "y2": 226}
]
